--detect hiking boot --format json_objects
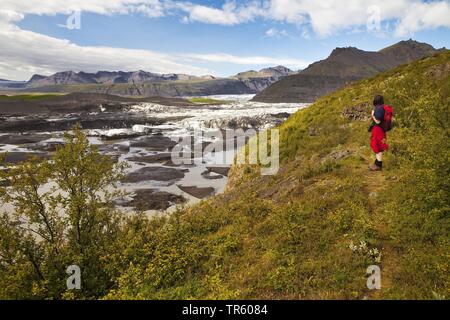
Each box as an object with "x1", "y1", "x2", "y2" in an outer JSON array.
[{"x1": 369, "y1": 163, "x2": 382, "y2": 171}]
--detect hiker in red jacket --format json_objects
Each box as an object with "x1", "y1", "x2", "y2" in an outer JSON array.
[{"x1": 369, "y1": 95, "x2": 393, "y2": 171}]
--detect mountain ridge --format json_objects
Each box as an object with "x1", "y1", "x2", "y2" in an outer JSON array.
[
  {"x1": 26, "y1": 70, "x2": 215, "y2": 87},
  {"x1": 5, "y1": 65, "x2": 296, "y2": 97},
  {"x1": 25, "y1": 65, "x2": 295, "y2": 87},
  {"x1": 253, "y1": 39, "x2": 443, "y2": 103},
  {"x1": 234, "y1": 65, "x2": 296, "y2": 79},
  {"x1": 2, "y1": 40, "x2": 444, "y2": 99}
]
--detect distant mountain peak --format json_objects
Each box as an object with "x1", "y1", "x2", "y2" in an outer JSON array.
[
  {"x1": 253, "y1": 39, "x2": 440, "y2": 103},
  {"x1": 260, "y1": 65, "x2": 293, "y2": 74},
  {"x1": 235, "y1": 65, "x2": 294, "y2": 79},
  {"x1": 28, "y1": 74, "x2": 47, "y2": 82},
  {"x1": 329, "y1": 46, "x2": 363, "y2": 57},
  {"x1": 397, "y1": 38, "x2": 424, "y2": 45},
  {"x1": 261, "y1": 65, "x2": 292, "y2": 71},
  {"x1": 379, "y1": 39, "x2": 437, "y2": 64},
  {"x1": 380, "y1": 39, "x2": 435, "y2": 52}
]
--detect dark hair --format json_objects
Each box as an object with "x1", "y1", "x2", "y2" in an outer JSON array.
[{"x1": 373, "y1": 95, "x2": 384, "y2": 106}]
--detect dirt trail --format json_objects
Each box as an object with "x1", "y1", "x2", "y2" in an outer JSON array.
[{"x1": 364, "y1": 169, "x2": 397, "y2": 299}]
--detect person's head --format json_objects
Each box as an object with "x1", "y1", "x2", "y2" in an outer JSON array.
[{"x1": 373, "y1": 95, "x2": 384, "y2": 106}]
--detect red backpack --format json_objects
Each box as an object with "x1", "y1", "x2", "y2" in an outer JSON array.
[{"x1": 382, "y1": 105, "x2": 394, "y2": 132}]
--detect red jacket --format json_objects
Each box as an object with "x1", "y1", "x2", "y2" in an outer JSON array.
[{"x1": 371, "y1": 125, "x2": 388, "y2": 154}]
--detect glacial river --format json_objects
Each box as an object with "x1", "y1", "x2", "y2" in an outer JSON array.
[{"x1": 0, "y1": 94, "x2": 308, "y2": 214}]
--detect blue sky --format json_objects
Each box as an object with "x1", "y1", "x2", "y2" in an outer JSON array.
[{"x1": 1, "y1": 0, "x2": 449, "y2": 80}]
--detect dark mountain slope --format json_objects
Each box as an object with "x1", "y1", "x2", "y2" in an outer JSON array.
[
  {"x1": 19, "y1": 66, "x2": 296, "y2": 97},
  {"x1": 21, "y1": 78, "x2": 256, "y2": 97},
  {"x1": 379, "y1": 39, "x2": 438, "y2": 64},
  {"x1": 0, "y1": 92, "x2": 195, "y2": 116},
  {"x1": 25, "y1": 70, "x2": 201, "y2": 87},
  {"x1": 253, "y1": 40, "x2": 440, "y2": 103}
]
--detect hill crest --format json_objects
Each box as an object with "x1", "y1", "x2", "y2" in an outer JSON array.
[{"x1": 253, "y1": 39, "x2": 441, "y2": 103}]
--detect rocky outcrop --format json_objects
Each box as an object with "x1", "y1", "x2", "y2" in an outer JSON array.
[
  {"x1": 122, "y1": 189, "x2": 186, "y2": 211},
  {"x1": 130, "y1": 136, "x2": 177, "y2": 151},
  {"x1": 252, "y1": 74, "x2": 359, "y2": 103},
  {"x1": 1, "y1": 152, "x2": 51, "y2": 164},
  {"x1": 0, "y1": 93, "x2": 195, "y2": 116},
  {"x1": 342, "y1": 103, "x2": 372, "y2": 121},
  {"x1": 259, "y1": 65, "x2": 295, "y2": 78},
  {"x1": 177, "y1": 185, "x2": 215, "y2": 199},
  {"x1": 122, "y1": 167, "x2": 187, "y2": 184}
]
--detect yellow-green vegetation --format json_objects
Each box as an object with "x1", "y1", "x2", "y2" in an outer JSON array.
[
  {"x1": 189, "y1": 97, "x2": 230, "y2": 105},
  {"x1": 235, "y1": 71, "x2": 269, "y2": 78},
  {"x1": 0, "y1": 127, "x2": 129, "y2": 299},
  {"x1": 0, "y1": 93, "x2": 64, "y2": 101},
  {"x1": 0, "y1": 52, "x2": 448, "y2": 300},
  {"x1": 107, "y1": 51, "x2": 449, "y2": 300}
]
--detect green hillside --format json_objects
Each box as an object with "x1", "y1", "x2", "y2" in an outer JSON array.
[
  {"x1": 1, "y1": 52, "x2": 448, "y2": 300},
  {"x1": 104, "y1": 51, "x2": 449, "y2": 299},
  {"x1": 0, "y1": 93, "x2": 64, "y2": 101}
]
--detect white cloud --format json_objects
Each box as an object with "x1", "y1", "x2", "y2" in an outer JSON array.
[
  {"x1": 175, "y1": 1, "x2": 266, "y2": 25},
  {"x1": 173, "y1": 0, "x2": 450, "y2": 36},
  {"x1": 266, "y1": 0, "x2": 410, "y2": 36},
  {"x1": 0, "y1": 0, "x2": 167, "y2": 16},
  {"x1": 0, "y1": 0, "x2": 313, "y2": 80},
  {"x1": 265, "y1": 27, "x2": 289, "y2": 38},
  {"x1": 183, "y1": 53, "x2": 309, "y2": 70},
  {"x1": 243, "y1": 0, "x2": 450, "y2": 37},
  {"x1": 0, "y1": 11, "x2": 309, "y2": 80},
  {"x1": 0, "y1": 23, "x2": 210, "y2": 80},
  {"x1": 0, "y1": 0, "x2": 449, "y2": 80},
  {"x1": 2, "y1": 0, "x2": 449, "y2": 35},
  {"x1": 394, "y1": 1, "x2": 450, "y2": 36},
  {"x1": 177, "y1": 0, "x2": 450, "y2": 37}
]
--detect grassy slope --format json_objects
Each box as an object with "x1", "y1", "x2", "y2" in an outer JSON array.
[
  {"x1": 109, "y1": 52, "x2": 449, "y2": 300},
  {"x1": 188, "y1": 97, "x2": 231, "y2": 105},
  {"x1": 0, "y1": 93, "x2": 64, "y2": 101}
]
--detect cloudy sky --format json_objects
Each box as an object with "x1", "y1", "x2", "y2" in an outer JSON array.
[{"x1": 1, "y1": 0, "x2": 449, "y2": 80}]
